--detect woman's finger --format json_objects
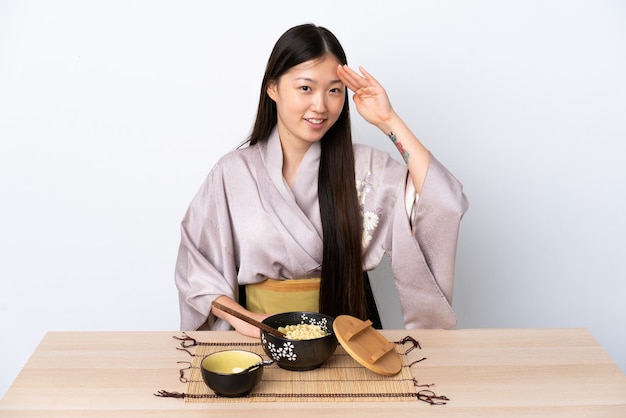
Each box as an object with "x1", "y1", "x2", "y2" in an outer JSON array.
[
  {"x1": 338, "y1": 65, "x2": 367, "y2": 91},
  {"x1": 357, "y1": 66, "x2": 382, "y2": 88}
]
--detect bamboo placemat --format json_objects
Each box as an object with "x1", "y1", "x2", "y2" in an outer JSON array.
[{"x1": 156, "y1": 334, "x2": 448, "y2": 403}]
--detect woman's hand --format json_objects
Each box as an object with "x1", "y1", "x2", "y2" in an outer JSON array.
[
  {"x1": 211, "y1": 295, "x2": 270, "y2": 338},
  {"x1": 338, "y1": 64, "x2": 431, "y2": 194},
  {"x1": 337, "y1": 64, "x2": 396, "y2": 129}
]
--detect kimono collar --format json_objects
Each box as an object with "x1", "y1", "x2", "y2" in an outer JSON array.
[
  {"x1": 261, "y1": 128, "x2": 323, "y2": 240},
  {"x1": 264, "y1": 127, "x2": 321, "y2": 191}
]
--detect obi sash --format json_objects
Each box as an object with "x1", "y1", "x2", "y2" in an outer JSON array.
[{"x1": 245, "y1": 278, "x2": 320, "y2": 314}]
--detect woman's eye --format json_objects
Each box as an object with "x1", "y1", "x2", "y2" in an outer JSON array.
[
  {"x1": 330, "y1": 87, "x2": 342, "y2": 94},
  {"x1": 300, "y1": 86, "x2": 311, "y2": 92}
]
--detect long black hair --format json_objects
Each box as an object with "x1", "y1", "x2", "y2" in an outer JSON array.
[{"x1": 247, "y1": 24, "x2": 366, "y2": 320}]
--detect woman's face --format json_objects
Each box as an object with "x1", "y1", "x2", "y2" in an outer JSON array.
[{"x1": 267, "y1": 55, "x2": 345, "y2": 151}]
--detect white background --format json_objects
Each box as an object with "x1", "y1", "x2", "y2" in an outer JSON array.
[{"x1": 1, "y1": 0, "x2": 625, "y2": 398}]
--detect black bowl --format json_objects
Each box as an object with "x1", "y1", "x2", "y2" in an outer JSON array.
[
  {"x1": 261, "y1": 311, "x2": 338, "y2": 371},
  {"x1": 200, "y1": 350, "x2": 264, "y2": 397}
]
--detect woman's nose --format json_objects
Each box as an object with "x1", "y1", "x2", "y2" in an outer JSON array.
[{"x1": 310, "y1": 93, "x2": 327, "y2": 112}]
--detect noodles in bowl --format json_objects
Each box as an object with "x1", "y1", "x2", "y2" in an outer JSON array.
[
  {"x1": 261, "y1": 312, "x2": 338, "y2": 371},
  {"x1": 277, "y1": 323, "x2": 330, "y2": 340}
]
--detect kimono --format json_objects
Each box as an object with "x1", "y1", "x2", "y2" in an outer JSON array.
[{"x1": 175, "y1": 128, "x2": 468, "y2": 331}]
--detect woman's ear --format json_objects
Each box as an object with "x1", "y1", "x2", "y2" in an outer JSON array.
[{"x1": 266, "y1": 81, "x2": 278, "y2": 102}]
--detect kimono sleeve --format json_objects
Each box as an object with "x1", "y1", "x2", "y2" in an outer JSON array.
[
  {"x1": 390, "y1": 154, "x2": 468, "y2": 329},
  {"x1": 174, "y1": 162, "x2": 240, "y2": 331}
]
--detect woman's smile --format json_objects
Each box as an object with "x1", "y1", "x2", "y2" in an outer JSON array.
[{"x1": 304, "y1": 117, "x2": 326, "y2": 128}]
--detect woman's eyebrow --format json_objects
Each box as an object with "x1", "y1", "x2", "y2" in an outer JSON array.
[{"x1": 293, "y1": 77, "x2": 343, "y2": 84}]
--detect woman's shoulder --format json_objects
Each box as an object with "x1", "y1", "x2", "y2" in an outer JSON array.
[
  {"x1": 219, "y1": 142, "x2": 257, "y2": 161},
  {"x1": 210, "y1": 143, "x2": 260, "y2": 173}
]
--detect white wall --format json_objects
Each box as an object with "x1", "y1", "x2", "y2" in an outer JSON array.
[{"x1": 1, "y1": 0, "x2": 625, "y2": 398}]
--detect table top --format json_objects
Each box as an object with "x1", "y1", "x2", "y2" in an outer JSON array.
[{"x1": 1, "y1": 328, "x2": 625, "y2": 417}]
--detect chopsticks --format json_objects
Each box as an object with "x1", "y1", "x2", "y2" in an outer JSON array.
[{"x1": 211, "y1": 300, "x2": 286, "y2": 338}]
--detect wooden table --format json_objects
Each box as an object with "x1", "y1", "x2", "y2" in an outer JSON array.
[{"x1": 1, "y1": 329, "x2": 625, "y2": 417}]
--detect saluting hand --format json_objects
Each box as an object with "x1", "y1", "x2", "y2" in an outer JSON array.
[
  {"x1": 337, "y1": 64, "x2": 396, "y2": 129},
  {"x1": 338, "y1": 64, "x2": 431, "y2": 194}
]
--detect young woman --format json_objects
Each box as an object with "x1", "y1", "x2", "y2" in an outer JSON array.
[{"x1": 175, "y1": 23, "x2": 468, "y2": 337}]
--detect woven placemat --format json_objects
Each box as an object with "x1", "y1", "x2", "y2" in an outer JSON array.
[{"x1": 155, "y1": 334, "x2": 448, "y2": 404}]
